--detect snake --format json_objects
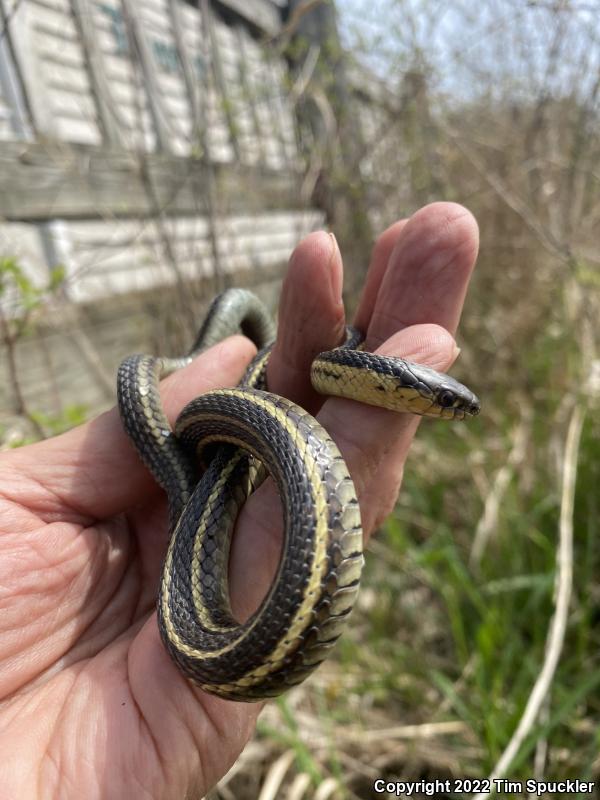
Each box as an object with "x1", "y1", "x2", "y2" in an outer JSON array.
[{"x1": 117, "y1": 288, "x2": 480, "y2": 702}]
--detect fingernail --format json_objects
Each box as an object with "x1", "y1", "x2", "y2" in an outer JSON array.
[
  {"x1": 452, "y1": 344, "x2": 462, "y2": 361},
  {"x1": 327, "y1": 233, "x2": 342, "y2": 303}
]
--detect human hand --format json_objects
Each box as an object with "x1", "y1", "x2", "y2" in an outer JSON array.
[{"x1": 0, "y1": 202, "x2": 478, "y2": 799}]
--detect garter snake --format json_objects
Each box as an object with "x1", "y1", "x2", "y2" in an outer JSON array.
[{"x1": 117, "y1": 288, "x2": 480, "y2": 702}]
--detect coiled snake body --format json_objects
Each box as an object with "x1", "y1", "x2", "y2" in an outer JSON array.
[{"x1": 117, "y1": 289, "x2": 479, "y2": 702}]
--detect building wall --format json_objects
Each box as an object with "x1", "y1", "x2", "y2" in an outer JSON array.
[{"x1": 0, "y1": 0, "x2": 325, "y2": 431}]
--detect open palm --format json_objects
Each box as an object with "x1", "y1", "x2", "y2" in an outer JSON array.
[{"x1": 0, "y1": 203, "x2": 478, "y2": 799}]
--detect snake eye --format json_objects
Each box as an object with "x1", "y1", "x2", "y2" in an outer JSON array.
[{"x1": 438, "y1": 390, "x2": 456, "y2": 408}]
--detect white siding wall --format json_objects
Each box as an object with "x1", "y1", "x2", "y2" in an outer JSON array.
[
  {"x1": 3, "y1": 0, "x2": 295, "y2": 162},
  {"x1": 0, "y1": 0, "x2": 321, "y2": 309},
  {"x1": 42, "y1": 210, "x2": 323, "y2": 303}
]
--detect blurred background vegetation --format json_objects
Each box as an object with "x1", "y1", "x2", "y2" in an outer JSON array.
[{"x1": 1, "y1": 0, "x2": 599, "y2": 797}]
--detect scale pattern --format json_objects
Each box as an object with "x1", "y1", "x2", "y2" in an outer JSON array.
[{"x1": 117, "y1": 289, "x2": 479, "y2": 701}]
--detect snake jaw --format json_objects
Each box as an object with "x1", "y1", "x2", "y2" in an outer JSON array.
[{"x1": 401, "y1": 361, "x2": 480, "y2": 419}]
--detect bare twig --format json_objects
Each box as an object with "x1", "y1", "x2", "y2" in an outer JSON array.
[
  {"x1": 59, "y1": 305, "x2": 114, "y2": 400},
  {"x1": 314, "y1": 778, "x2": 341, "y2": 800},
  {"x1": 529, "y1": 700, "x2": 550, "y2": 797},
  {"x1": 446, "y1": 129, "x2": 600, "y2": 267},
  {"x1": 0, "y1": 305, "x2": 46, "y2": 438},
  {"x1": 287, "y1": 772, "x2": 312, "y2": 800},
  {"x1": 470, "y1": 406, "x2": 532, "y2": 568},
  {"x1": 269, "y1": 0, "x2": 327, "y2": 47},
  {"x1": 288, "y1": 44, "x2": 321, "y2": 106},
  {"x1": 0, "y1": 0, "x2": 24, "y2": 44},
  {"x1": 257, "y1": 750, "x2": 295, "y2": 800},
  {"x1": 473, "y1": 401, "x2": 582, "y2": 799}
]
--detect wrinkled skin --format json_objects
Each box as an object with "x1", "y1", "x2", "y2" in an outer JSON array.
[{"x1": 0, "y1": 203, "x2": 479, "y2": 799}]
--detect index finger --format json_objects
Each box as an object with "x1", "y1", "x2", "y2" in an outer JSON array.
[{"x1": 360, "y1": 202, "x2": 479, "y2": 348}]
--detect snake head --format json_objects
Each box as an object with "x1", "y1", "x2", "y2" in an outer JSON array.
[
  {"x1": 311, "y1": 349, "x2": 481, "y2": 420},
  {"x1": 406, "y1": 362, "x2": 481, "y2": 419}
]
